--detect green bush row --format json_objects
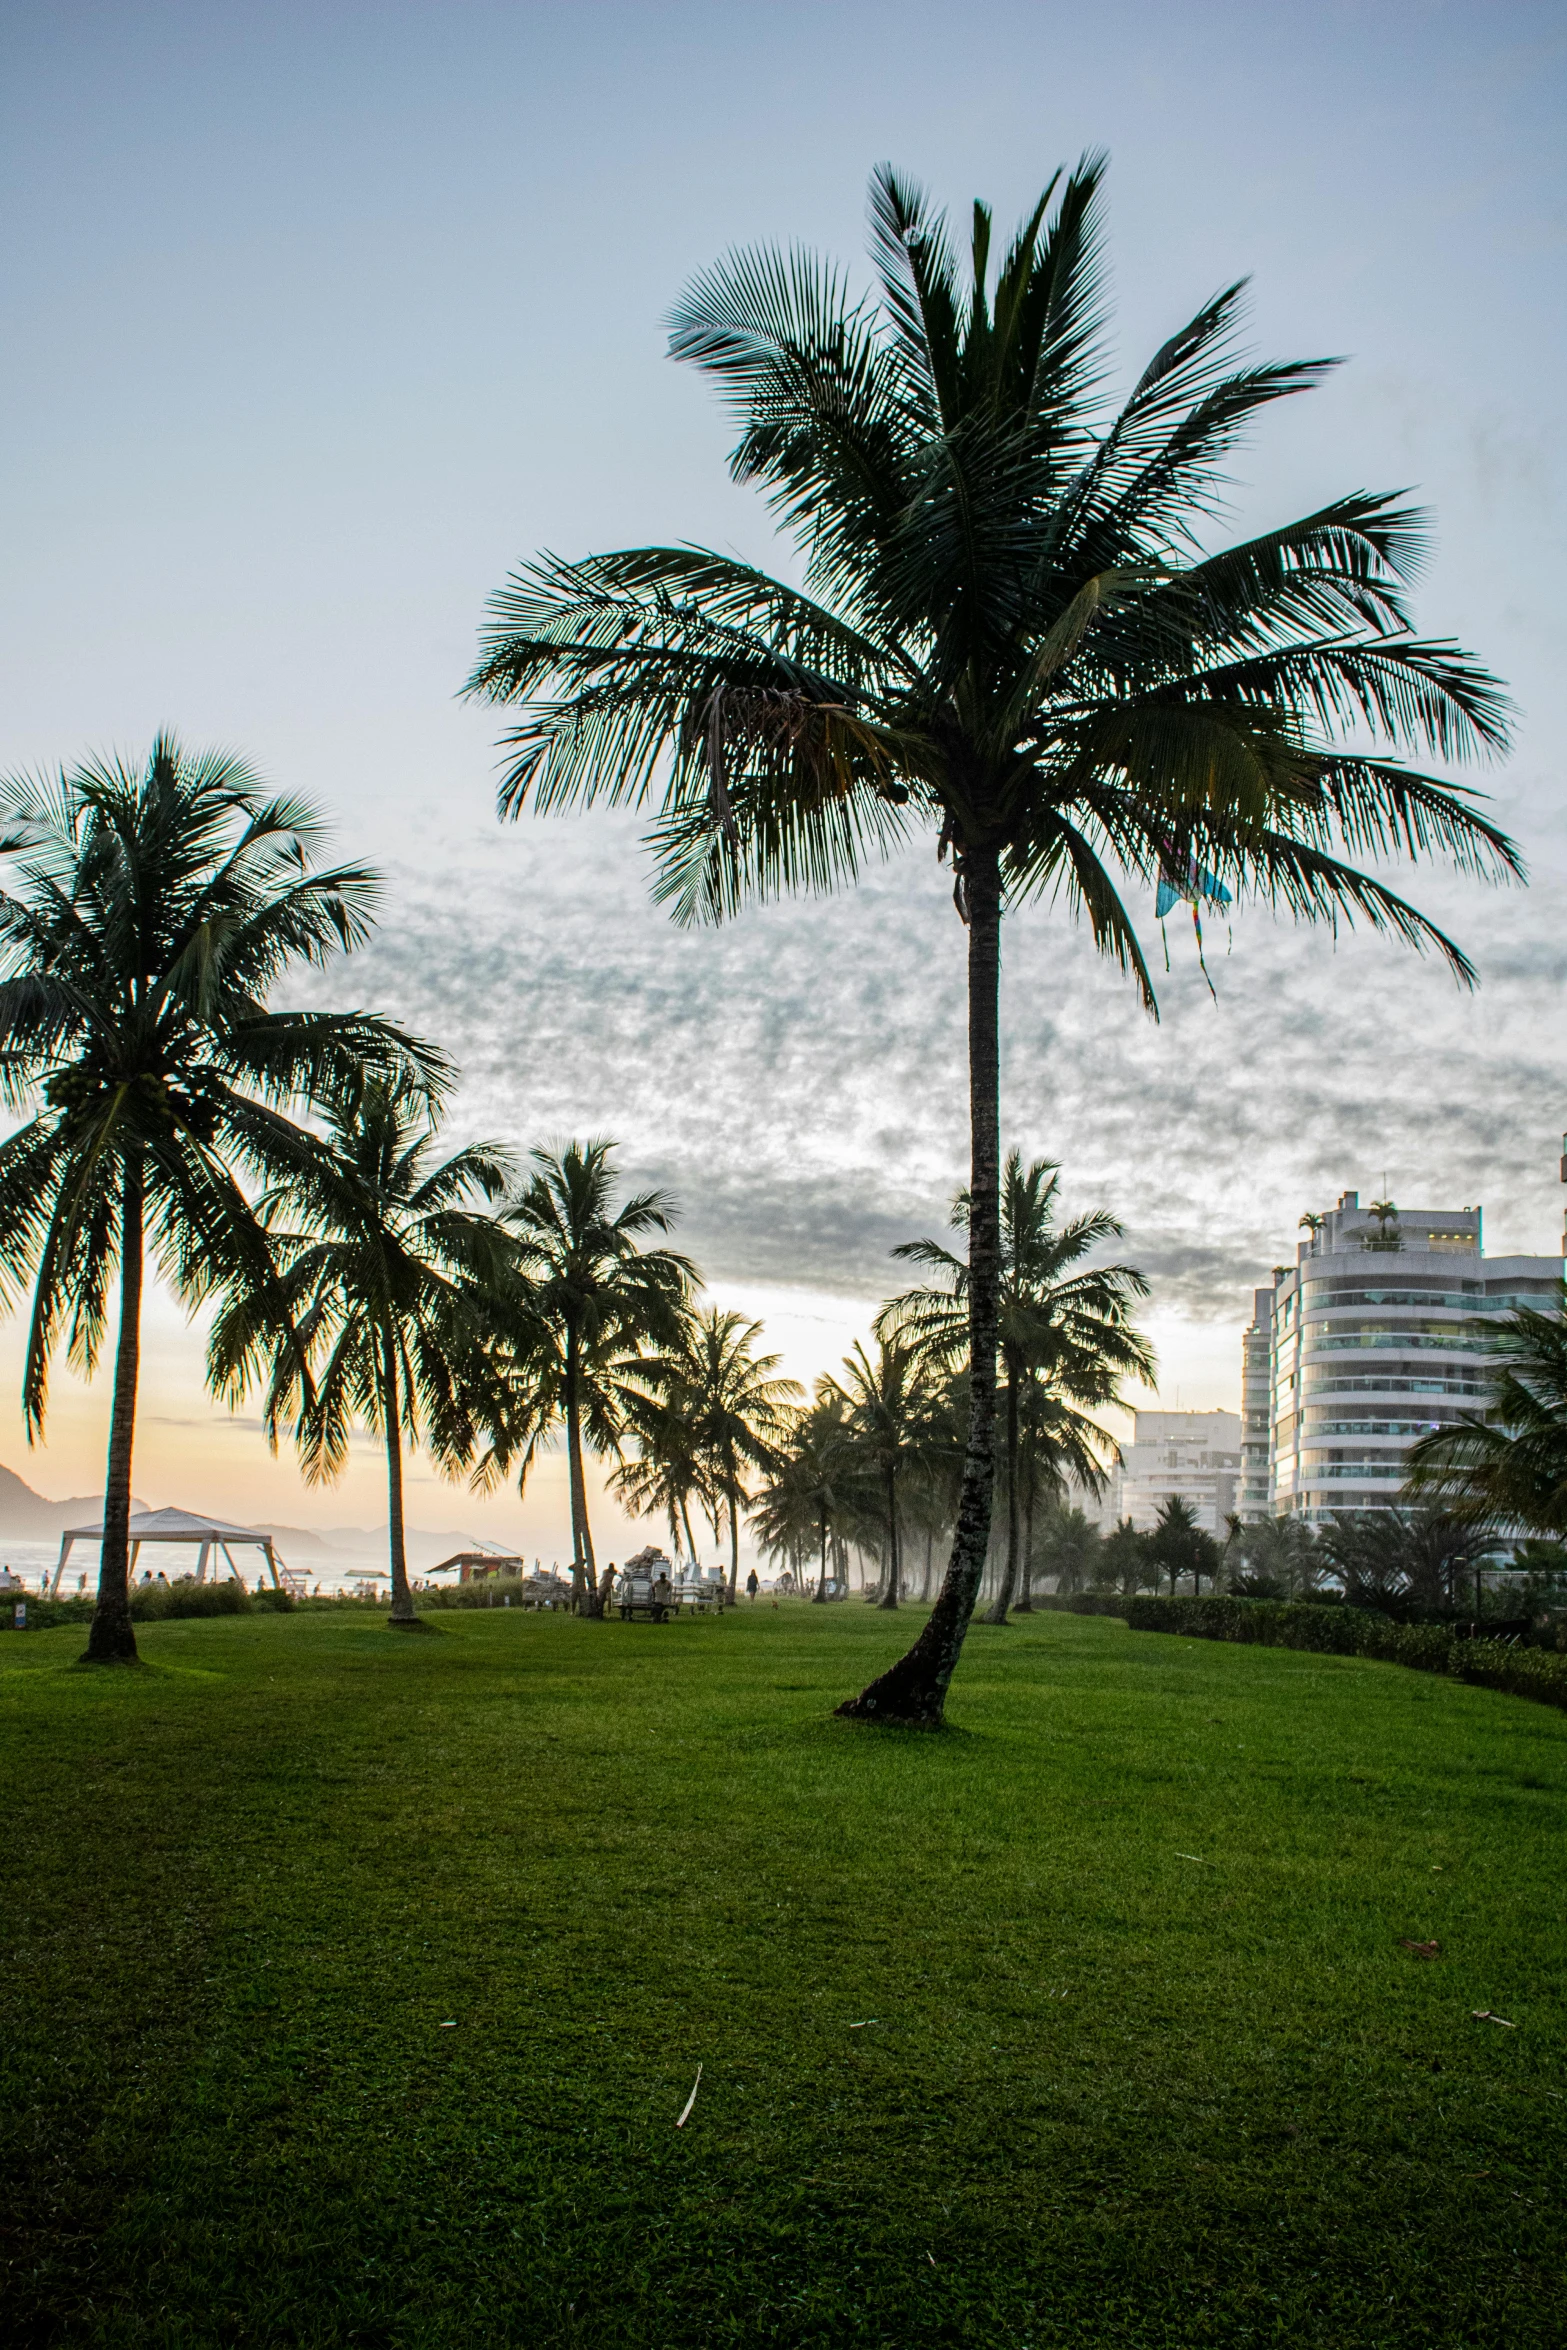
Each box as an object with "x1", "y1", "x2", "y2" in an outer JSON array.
[
  {"x1": 1, "y1": 1578, "x2": 298, "y2": 1629},
  {"x1": 1028, "y1": 1592, "x2": 1131, "y2": 1617},
  {"x1": 1126, "y1": 1594, "x2": 1567, "y2": 1711}
]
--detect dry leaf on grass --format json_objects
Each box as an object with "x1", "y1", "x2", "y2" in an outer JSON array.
[{"x1": 1399, "y1": 1938, "x2": 1442, "y2": 1960}]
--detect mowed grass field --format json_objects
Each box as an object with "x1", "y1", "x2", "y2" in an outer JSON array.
[{"x1": 2, "y1": 1603, "x2": 1564, "y2": 2349}]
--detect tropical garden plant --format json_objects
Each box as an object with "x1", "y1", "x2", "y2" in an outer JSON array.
[
  {"x1": 1032, "y1": 1502, "x2": 1104, "y2": 1595},
  {"x1": 466, "y1": 157, "x2": 1515, "y2": 1723},
  {"x1": 211, "y1": 1072, "x2": 515, "y2": 1625},
  {"x1": 1404, "y1": 1290, "x2": 1567, "y2": 1537},
  {"x1": 1315, "y1": 1506, "x2": 1500, "y2": 1615},
  {"x1": 0, "y1": 738, "x2": 415, "y2": 1662}
]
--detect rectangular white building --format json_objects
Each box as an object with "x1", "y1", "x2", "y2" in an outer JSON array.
[
  {"x1": 1106, "y1": 1409, "x2": 1242, "y2": 1538},
  {"x1": 1264, "y1": 1190, "x2": 1560, "y2": 1522}
]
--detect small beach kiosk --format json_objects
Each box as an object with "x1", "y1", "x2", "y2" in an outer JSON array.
[{"x1": 49, "y1": 1506, "x2": 288, "y2": 1596}]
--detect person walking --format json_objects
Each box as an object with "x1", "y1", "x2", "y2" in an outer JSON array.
[{"x1": 746, "y1": 1568, "x2": 759, "y2": 1602}]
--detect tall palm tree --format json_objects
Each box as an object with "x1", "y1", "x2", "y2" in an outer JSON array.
[
  {"x1": 212, "y1": 1075, "x2": 515, "y2": 1625},
  {"x1": 823, "y1": 1336, "x2": 936, "y2": 1610},
  {"x1": 881, "y1": 1153, "x2": 1153, "y2": 1622},
  {"x1": 0, "y1": 738, "x2": 416, "y2": 1663},
  {"x1": 671, "y1": 1306, "x2": 801, "y2": 1597},
  {"x1": 499, "y1": 1142, "x2": 696, "y2": 1612},
  {"x1": 610, "y1": 1378, "x2": 708, "y2": 1562},
  {"x1": 466, "y1": 159, "x2": 1516, "y2": 1723},
  {"x1": 1404, "y1": 1290, "x2": 1567, "y2": 1537},
  {"x1": 750, "y1": 1391, "x2": 856, "y2": 1600}
]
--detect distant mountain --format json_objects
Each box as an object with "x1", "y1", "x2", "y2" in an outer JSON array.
[
  {"x1": 280, "y1": 1525, "x2": 508, "y2": 1571},
  {"x1": 0, "y1": 1462, "x2": 149, "y2": 1540}
]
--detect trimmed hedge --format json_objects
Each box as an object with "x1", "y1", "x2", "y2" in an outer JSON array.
[
  {"x1": 0, "y1": 1592, "x2": 95, "y2": 1631},
  {"x1": 1126, "y1": 1594, "x2": 1567, "y2": 1712},
  {"x1": 1028, "y1": 1592, "x2": 1132, "y2": 1617}
]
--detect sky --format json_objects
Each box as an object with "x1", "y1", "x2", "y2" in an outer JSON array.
[{"x1": 1, "y1": 0, "x2": 1564, "y2": 1559}]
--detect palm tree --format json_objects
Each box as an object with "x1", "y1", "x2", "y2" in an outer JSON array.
[
  {"x1": 499, "y1": 1142, "x2": 696, "y2": 1612},
  {"x1": 881, "y1": 1153, "x2": 1153, "y2": 1622},
  {"x1": 610, "y1": 1377, "x2": 708, "y2": 1562},
  {"x1": 1032, "y1": 1503, "x2": 1103, "y2": 1595},
  {"x1": 1144, "y1": 1494, "x2": 1221, "y2": 1595},
  {"x1": 676, "y1": 1307, "x2": 801, "y2": 1597},
  {"x1": 1225, "y1": 1511, "x2": 1321, "y2": 1598},
  {"x1": 1404, "y1": 1291, "x2": 1567, "y2": 1538},
  {"x1": 1364, "y1": 1198, "x2": 1403, "y2": 1254},
  {"x1": 750, "y1": 1391, "x2": 857, "y2": 1600},
  {"x1": 465, "y1": 160, "x2": 1516, "y2": 1724},
  {"x1": 212, "y1": 1074, "x2": 515, "y2": 1625},
  {"x1": 0, "y1": 738, "x2": 415, "y2": 1663},
  {"x1": 1014, "y1": 1380, "x2": 1119, "y2": 1610},
  {"x1": 824, "y1": 1336, "x2": 936, "y2": 1609}
]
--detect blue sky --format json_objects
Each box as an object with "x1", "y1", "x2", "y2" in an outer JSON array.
[{"x1": 1, "y1": 0, "x2": 1563, "y2": 1540}]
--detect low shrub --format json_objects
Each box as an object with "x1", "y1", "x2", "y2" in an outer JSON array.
[
  {"x1": 0, "y1": 1592, "x2": 95, "y2": 1631},
  {"x1": 2, "y1": 1578, "x2": 296, "y2": 1629},
  {"x1": 421, "y1": 1576, "x2": 531, "y2": 1610},
  {"x1": 130, "y1": 1577, "x2": 253, "y2": 1620},
  {"x1": 1027, "y1": 1592, "x2": 1132, "y2": 1617},
  {"x1": 1126, "y1": 1593, "x2": 1567, "y2": 1712}
]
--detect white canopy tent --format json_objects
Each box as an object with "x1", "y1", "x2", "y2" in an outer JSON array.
[{"x1": 50, "y1": 1506, "x2": 284, "y2": 1596}]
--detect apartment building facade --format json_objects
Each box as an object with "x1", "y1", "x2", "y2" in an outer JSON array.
[
  {"x1": 1262, "y1": 1190, "x2": 1560, "y2": 1522},
  {"x1": 1104, "y1": 1409, "x2": 1242, "y2": 1538}
]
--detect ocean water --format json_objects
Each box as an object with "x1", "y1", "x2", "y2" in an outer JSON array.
[{"x1": 0, "y1": 1539, "x2": 402, "y2": 1598}]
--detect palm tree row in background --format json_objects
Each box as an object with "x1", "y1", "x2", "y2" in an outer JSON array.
[
  {"x1": 747, "y1": 1155, "x2": 1157, "y2": 1620},
  {"x1": 0, "y1": 742, "x2": 791, "y2": 1660}
]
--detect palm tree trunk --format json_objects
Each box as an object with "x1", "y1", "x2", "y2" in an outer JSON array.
[
  {"x1": 813, "y1": 1504, "x2": 830, "y2": 1603},
  {"x1": 984, "y1": 1359, "x2": 1023, "y2": 1624},
  {"x1": 383, "y1": 1332, "x2": 416, "y2": 1626},
  {"x1": 726, "y1": 1443, "x2": 740, "y2": 1604},
  {"x1": 877, "y1": 1467, "x2": 900, "y2": 1609},
  {"x1": 838, "y1": 847, "x2": 1001, "y2": 1724},
  {"x1": 680, "y1": 1495, "x2": 698, "y2": 1566},
  {"x1": 1015, "y1": 1437, "x2": 1036, "y2": 1613},
  {"x1": 82, "y1": 1151, "x2": 143, "y2": 1665},
  {"x1": 565, "y1": 1331, "x2": 599, "y2": 1613}
]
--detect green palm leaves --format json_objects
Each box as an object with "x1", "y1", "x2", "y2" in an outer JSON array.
[
  {"x1": 1404, "y1": 1292, "x2": 1567, "y2": 1537},
  {"x1": 468, "y1": 156, "x2": 1514, "y2": 974},
  {"x1": 0, "y1": 737, "x2": 423, "y2": 1660}
]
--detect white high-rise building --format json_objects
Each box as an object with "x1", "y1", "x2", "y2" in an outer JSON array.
[
  {"x1": 1107, "y1": 1410, "x2": 1241, "y2": 1538},
  {"x1": 1239, "y1": 1289, "x2": 1272, "y2": 1520},
  {"x1": 1265, "y1": 1190, "x2": 1560, "y2": 1522}
]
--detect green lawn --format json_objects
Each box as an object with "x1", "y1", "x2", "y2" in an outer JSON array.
[{"x1": 2, "y1": 1604, "x2": 1564, "y2": 2348}]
